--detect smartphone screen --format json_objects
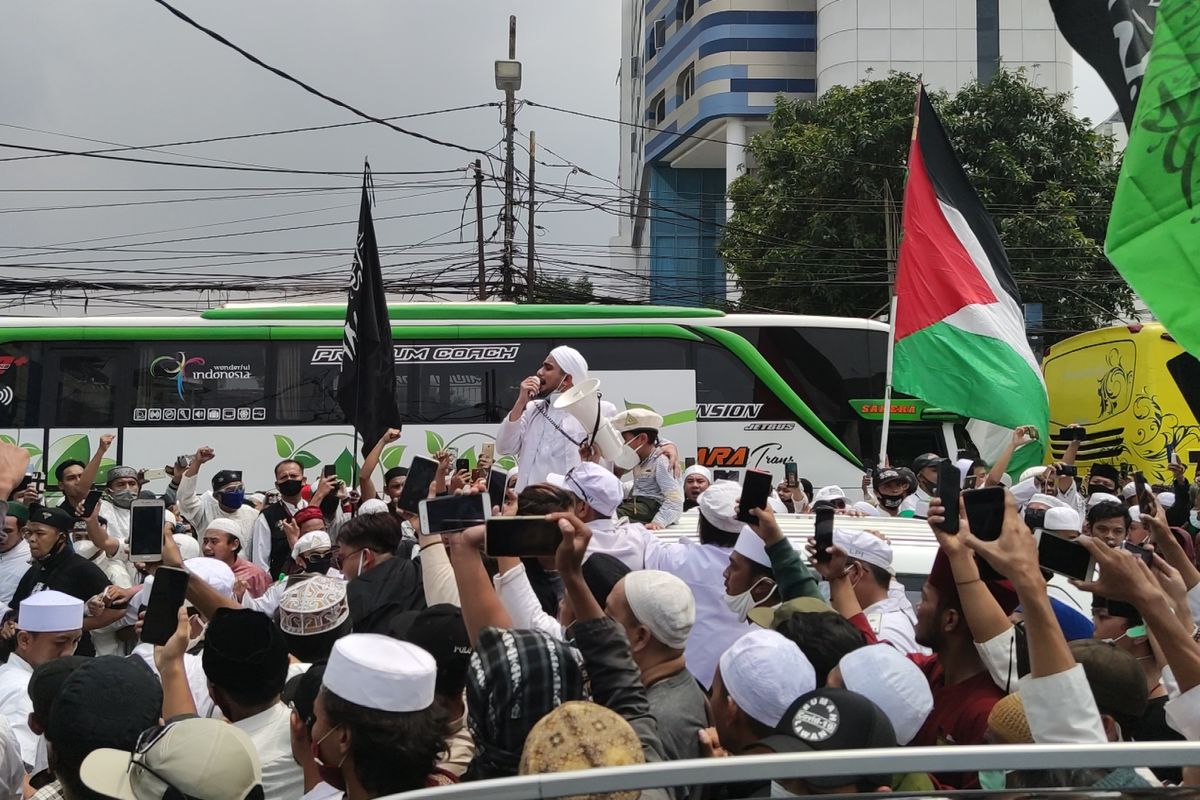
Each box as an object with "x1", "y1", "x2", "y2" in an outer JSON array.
[
  {"x1": 419, "y1": 494, "x2": 489, "y2": 535},
  {"x1": 963, "y1": 487, "x2": 1005, "y2": 542},
  {"x1": 937, "y1": 459, "x2": 961, "y2": 534},
  {"x1": 1122, "y1": 541, "x2": 1154, "y2": 567},
  {"x1": 736, "y1": 469, "x2": 773, "y2": 523},
  {"x1": 487, "y1": 467, "x2": 509, "y2": 511},
  {"x1": 455, "y1": 458, "x2": 471, "y2": 474},
  {"x1": 813, "y1": 506, "x2": 835, "y2": 562},
  {"x1": 323, "y1": 464, "x2": 337, "y2": 479},
  {"x1": 141, "y1": 566, "x2": 190, "y2": 646},
  {"x1": 1038, "y1": 532, "x2": 1094, "y2": 581},
  {"x1": 784, "y1": 462, "x2": 799, "y2": 489},
  {"x1": 80, "y1": 489, "x2": 103, "y2": 519},
  {"x1": 1070, "y1": 426, "x2": 1088, "y2": 441},
  {"x1": 485, "y1": 516, "x2": 563, "y2": 557},
  {"x1": 1134, "y1": 471, "x2": 1153, "y2": 511},
  {"x1": 129, "y1": 501, "x2": 165, "y2": 561},
  {"x1": 396, "y1": 456, "x2": 439, "y2": 514}
]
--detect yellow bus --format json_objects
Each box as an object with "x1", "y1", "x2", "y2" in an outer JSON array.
[{"x1": 1043, "y1": 322, "x2": 1200, "y2": 483}]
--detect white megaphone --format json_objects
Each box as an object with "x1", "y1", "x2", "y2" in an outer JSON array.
[{"x1": 554, "y1": 378, "x2": 641, "y2": 470}]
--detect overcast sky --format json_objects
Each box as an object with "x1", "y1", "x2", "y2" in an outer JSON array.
[{"x1": 0, "y1": 2, "x2": 1116, "y2": 316}]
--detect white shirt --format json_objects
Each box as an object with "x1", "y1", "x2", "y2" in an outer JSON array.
[
  {"x1": 176, "y1": 472, "x2": 259, "y2": 560},
  {"x1": 233, "y1": 703, "x2": 305, "y2": 800},
  {"x1": 644, "y1": 536, "x2": 750, "y2": 689},
  {"x1": 0, "y1": 542, "x2": 30, "y2": 608},
  {"x1": 1018, "y1": 664, "x2": 1107, "y2": 743},
  {"x1": 301, "y1": 783, "x2": 343, "y2": 800},
  {"x1": 863, "y1": 594, "x2": 927, "y2": 655},
  {"x1": 132, "y1": 643, "x2": 215, "y2": 718},
  {"x1": 493, "y1": 563, "x2": 564, "y2": 640},
  {"x1": 0, "y1": 717, "x2": 22, "y2": 800},
  {"x1": 1165, "y1": 682, "x2": 1200, "y2": 740},
  {"x1": 98, "y1": 500, "x2": 131, "y2": 542},
  {"x1": 496, "y1": 395, "x2": 616, "y2": 492},
  {"x1": 585, "y1": 518, "x2": 654, "y2": 571},
  {"x1": 88, "y1": 551, "x2": 134, "y2": 656},
  {"x1": 0, "y1": 654, "x2": 36, "y2": 767}
]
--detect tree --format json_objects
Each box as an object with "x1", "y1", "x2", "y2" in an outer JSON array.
[
  {"x1": 719, "y1": 71, "x2": 1133, "y2": 341},
  {"x1": 524, "y1": 275, "x2": 595, "y2": 304}
]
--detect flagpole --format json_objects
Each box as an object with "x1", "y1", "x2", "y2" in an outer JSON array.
[{"x1": 879, "y1": 295, "x2": 898, "y2": 466}]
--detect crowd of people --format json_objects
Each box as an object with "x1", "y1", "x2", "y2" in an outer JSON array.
[{"x1": 0, "y1": 343, "x2": 1196, "y2": 799}]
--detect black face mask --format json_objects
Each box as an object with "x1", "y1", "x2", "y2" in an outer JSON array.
[
  {"x1": 878, "y1": 493, "x2": 904, "y2": 510},
  {"x1": 1087, "y1": 482, "x2": 1113, "y2": 497},
  {"x1": 277, "y1": 479, "x2": 304, "y2": 497},
  {"x1": 1024, "y1": 508, "x2": 1046, "y2": 530},
  {"x1": 305, "y1": 553, "x2": 332, "y2": 575}
]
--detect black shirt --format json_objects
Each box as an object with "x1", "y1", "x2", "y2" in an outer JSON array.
[
  {"x1": 1130, "y1": 694, "x2": 1183, "y2": 784},
  {"x1": 11, "y1": 542, "x2": 112, "y2": 657}
]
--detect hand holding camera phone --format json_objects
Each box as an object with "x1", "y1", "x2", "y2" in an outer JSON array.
[
  {"x1": 140, "y1": 566, "x2": 190, "y2": 646},
  {"x1": 736, "y1": 469, "x2": 773, "y2": 524},
  {"x1": 812, "y1": 505, "x2": 834, "y2": 562},
  {"x1": 129, "y1": 499, "x2": 166, "y2": 563},
  {"x1": 485, "y1": 516, "x2": 562, "y2": 557},
  {"x1": 935, "y1": 459, "x2": 961, "y2": 534},
  {"x1": 962, "y1": 486, "x2": 1007, "y2": 580}
]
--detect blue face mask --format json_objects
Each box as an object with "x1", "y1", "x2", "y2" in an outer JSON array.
[
  {"x1": 218, "y1": 488, "x2": 245, "y2": 509},
  {"x1": 977, "y1": 770, "x2": 1009, "y2": 791}
]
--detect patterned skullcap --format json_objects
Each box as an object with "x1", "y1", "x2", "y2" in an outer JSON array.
[{"x1": 278, "y1": 575, "x2": 349, "y2": 637}]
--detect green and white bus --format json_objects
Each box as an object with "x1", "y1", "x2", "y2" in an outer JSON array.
[{"x1": 0, "y1": 303, "x2": 959, "y2": 493}]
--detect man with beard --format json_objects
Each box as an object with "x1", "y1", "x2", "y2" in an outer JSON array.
[{"x1": 496, "y1": 346, "x2": 616, "y2": 492}]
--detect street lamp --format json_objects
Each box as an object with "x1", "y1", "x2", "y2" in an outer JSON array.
[{"x1": 494, "y1": 59, "x2": 522, "y2": 92}]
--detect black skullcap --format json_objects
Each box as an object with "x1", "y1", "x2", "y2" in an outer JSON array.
[
  {"x1": 202, "y1": 608, "x2": 289, "y2": 702},
  {"x1": 28, "y1": 656, "x2": 89, "y2": 725},
  {"x1": 212, "y1": 470, "x2": 243, "y2": 491},
  {"x1": 28, "y1": 504, "x2": 74, "y2": 532},
  {"x1": 53, "y1": 460, "x2": 85, "y2": 483},
  {"x1": 46, "y1": 656, "x2": 162, "y2": 750},
  {"x1": 282, "y1": 661, "x2": 326, "y2": 729},
  {"x1": 1090, "y1": 463, "x2": 1121, "y2": 484},
  {"x1": 383, "y1": 466, "x2": 408, "y2": 484},
  {"x1": 582, "y1": 552, "x2": 631, "y2": 609}
]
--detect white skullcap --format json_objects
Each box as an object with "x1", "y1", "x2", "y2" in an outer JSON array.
[
  {"x1": 548, "y1": 346, "x2": 588, "y2": 382},
  {"x1": 718, "y1": 629, "x2": 815, "y2": 727},
  {"x1": 1121, "y1": 482, "x2": 1137, "y2": 499},
  {"x1": 832, "y1": 528, "x2": 894, "y2": 573},
  {"x1": 838, "y1": 644, "x2": 933, "y2": 744},
  {"x1": 955, "y1": 458, "x2": 975, "y2": 486},
  {"x1": 357, "y1": 498, "x2": 389, "y2": 516},
  {"x1": 323, "y1": 634, "x2": 436, "y2": 712},
  {"x1": 173, "y1": 534, "x2": 201, "y2": 562},
  {"x1": 184, "y1": 557, "x2": 235, "y2": 599},
  {"x1": 852, "y1": 501, "x2": 883, "y2": 517},
  {"x1": 622, "y1": 570, "x2": 694, "y2": 650},
  {"x1": 205, "y1": 517, "x2": 246, "y2": 550},
  {"x1": 1027, "y1": 493, "x2": 1067, "y2": 510},
  {"x1": 766, "y1": 494, "x2": 788, "y2": 514},
  {"x1": 1158, "y1": 491, "x2": 1177, "y2": 509},
  {"x1": 683, "y1": 465, "x2": 712, "y2": 483},
  {"x1": 609, "y1": 408, "x2": 663, "y2": 433},
  {"x1": 1129, "y1": 506, "x2": 1142, "y2": 523},
  {"x1": 1043, "y1": 506, "x2": 1081, "y2": 533},
  {"x1": 163, "y1": 510, "x2": 177, "y2": 526},
  {"x1": 292, "y1": 531, "x2": 332, "y2": 560},
  {"x1": 698, "y1": 481, "x2": 742, "y2": 534},
  {"x1": 248, "y1": 493, "x2": 265, "y2": 506},
  {"x1": 813, "y1": 485, "x2": 846, "y2": 504},
  {"x1": 1019, "y1": 465, "x2": 1047, "y2": 483},
  {"x1": 1087, "y1": 492, "x2": 1122, "y2": 508},
  {"x1": 548, "y1": 462, "x2": 624, "y2": 518},
  {"x1": 733, "y1": 525, "x2": 771, "y2": 569},
  {"x1": 18, "y1": 590, "x2": 85, "y2": 633}
]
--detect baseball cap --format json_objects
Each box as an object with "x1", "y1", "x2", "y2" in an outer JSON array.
[
  {"x1": 747, "y1": 596, "x2": 830, "y2": 629},
  {"x1": 872, "y1": 468, "x2": 905, "y2": 489},
  {"x1": 80, "y1": 717, "x2": 264, "y2": 800},
  {"x1": 836, "y1": 645, "x2": 932, "y2": 745},
  {"x1": 608, "y1": 408, "x2": 664, "y2": 434},
  {"x1": 812, "y1": 486, "x2": 846, "y2": 504},
  {"x1": 388, "y1": 603, "x2": 472, "y2": 698},
  {"x1": 548, "y1": 462, "x2": 624, "y2": 518},
  {"x1": 698, "y1": 480, "x2": 742, "y2": 534},
  {"x1": 27, "y1": 505, "x2": 75, "y2": 532},
  {"x1": 832, "y1": 528, "x2": 894, "y2": 574},
  {"x1": 754, "y1": 688, "x2": 897, "y2": 788},
  {"x1": 718, "y1": 628, "x2": 815, "y2": 728},
  {"x1": 912, "y1": 453, "x2": 941, "y2": 472}
]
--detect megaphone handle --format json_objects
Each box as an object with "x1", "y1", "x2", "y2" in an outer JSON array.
[{"x1": 590, "y1": 394, "x2": 602, "y2": 444}]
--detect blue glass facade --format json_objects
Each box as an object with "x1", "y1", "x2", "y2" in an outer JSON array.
[{"x1": 648, "y1": 165, "x2": 726, "y2": 307}]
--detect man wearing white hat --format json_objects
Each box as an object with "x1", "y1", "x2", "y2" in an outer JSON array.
[
  {"x1": 310, "y1": 634, "x2": 451, "y2": 796},
  {"x1": 610, "y1": 408, "x2": 683, "y2": 529},
  {"x1": 723, "y1": 527, "x2": 781, "y2": 624},
  {"x1": 814, "y1": 529, "x2": 924, "y2": 654},
  {"x1": 682, "y1": 465, "x2": 712, "y2": 511},
  {"x1": 548, "y1": 462, "x2": 652, "y2": 571},
  {"x1": 496, "y1": 345, "x2": 616, "y2": 492},
  {"x1": 0, "y1": 590, "x2": 84, "y2": 767},
  {"x1": 812, "y1": 485, "x2": 848, "y2": 509},
  {"x1": 606, "y1": 570, "x2": 707, "y2": 762},
  {"x1": 203, "y1": 517, "x2": 272, "y2": 599},
  {"x1": 828, "y1": 644, "x2": 934, "y2": 744},
  {"x1": 1044, "y1": 506, "x2": 1082, "y2": 537}
]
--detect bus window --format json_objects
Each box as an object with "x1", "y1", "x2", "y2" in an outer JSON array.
[
  {"x1": 408, "y1": 340, "x2": 531, "y2": 425},
  {"x1": 48, "y1": 346, "x2": 128, "y2": 427},
  {"x1": 134, "y1": 343, "x2": 268, "y2": 425},
  {"x1": 0, "y1": 342, "x2": 41, "y2": 428},
  {"x1": 693, "y1": 341, "x2": 760, "y2": 407},
  {"x1": 572, "y1": 338, "x2": 692, "y2": 371},
  {"x1": 416, "y1": 367, "x2": 489, "y2": 424}
]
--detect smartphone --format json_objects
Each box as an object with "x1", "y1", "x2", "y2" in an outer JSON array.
[
  {"x1": 323, "y1": 464, "x2": 338, "y2": 479},
  {"x1": 141, "y1": 468, "x2": 168, "y2": 482},
  {"x1": 1134, "y1": 471, "x2": 1154, "y2": 511},
  {"x1": 80, "y1": 489, "x2": 103, "y2": 519},
  {"x1": 140, "y1": 566, "x2": 190, "y2": 646},
  {"x1": 713, "y1": 469, "x2": 739, "y2": 482},
  {"x1": 176, "y1": 454, "x2": 193, "y2": 469},
  {"x1": 1122, "y1": 541, "x2": 1154, "y2": 567},
  {"x1": 1037, "y1": 531, "x2": 1095, "y2": 581},
  {"x1": 484, "y1": 516, "x2": 562, "y2": 557},
  {"x1": 1190, "y1": 451, "x2": 1200, "y2": 465},
  {"x1": 813, "y1": 505, "x2": 835, "y2": 562},
  {"x1": 684, "y1": 457, "x2": 696, "y2": 469},
  {"x1": 487, "y1": 467, "x2": 509, "y2": 511},
  {"x1": 15, "y1": 472, "x2": 32, "y2": 493},
  {"x1": 963, "y1": 486, "x2": 1005, "y2": 542},
  {"x1": 1059, "y1": 464, "x2": 1077, "y2": 477},
  {"x1": 418, "y1": 494, "x2": 490, "y2": 535},
  {"x1": 1068, "y1": 426, "x2": 1087, "y2": 441},
  {"x1": 784, "y1": 462, "x2": 799, "y2": 489},
  {"x1": 937, "y1": 459, "x2": 961, "y2": 534},
  {"x1": 480, "y1": 443, "x2": 495, "y2": 464},
  {"x1": 1167, "y1": 444, "x2": 1177, "y2": 465},
  {"x1": 129, "y1": 499, "x2": 165, "y2": 562},
  {"x1": 396, "y1": 456, "x2": 439, "y2": 514},
  {"x1": 455, "y1": 458, "x2": 471, "y2": 474},
  {"x1": 736, "y1": 469, "x2": 773, "y2": 524}
]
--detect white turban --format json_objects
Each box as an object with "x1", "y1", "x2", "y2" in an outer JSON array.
[
  {"x1": 357, "y1": 498, "x2": 389, "y2": 516},
  {"x1": 683, "y1": 465, "x2": 712, "y2": 483},
  {"x1": 548, "y1": 346, "x2": 588, "y2": 382}
]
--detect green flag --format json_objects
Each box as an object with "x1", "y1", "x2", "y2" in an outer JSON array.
[{"x1": 1106, "y1": 0, "x2": 1200, "y2": 356}]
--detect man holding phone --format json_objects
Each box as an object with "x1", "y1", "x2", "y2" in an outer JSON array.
[
  {"x1": 55, "y1": 433, "x2": 115, "y2": 540},
  {"x1": 176, "y1": 447, "x2": 258, "y2": 558}
]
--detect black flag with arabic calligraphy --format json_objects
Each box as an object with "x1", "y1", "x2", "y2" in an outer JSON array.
[
  {"x1": 337, "y1": 161, "x2": 399, "y2": 456},
  {"x1": 1050, "y1": 0, "x2": 1158, "y2": 129}
]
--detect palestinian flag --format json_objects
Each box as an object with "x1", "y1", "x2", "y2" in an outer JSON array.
[{"x1": 892, "y1": 87, "x2": 1048, "y2": 474}]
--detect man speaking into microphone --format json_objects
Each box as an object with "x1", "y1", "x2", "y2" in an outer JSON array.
[{"x1": 496, "y1": 346, "x2": 615, "y2": 492}]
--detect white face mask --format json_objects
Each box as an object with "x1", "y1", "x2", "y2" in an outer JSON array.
[
  {"x1": 1191, "y1": 510, "x2": 1199, "y2": 529},
  {"x1": 723, "y1": 576, "x2": 774, "y2": 622}
]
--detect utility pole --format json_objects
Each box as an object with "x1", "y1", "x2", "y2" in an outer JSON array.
[
  {"x1": 501, "y1": 15, "x2": 517, "y2": 300},
  {"x1": 882, "y1": 180, "x2": 900, "y2": 293},
  {"x1": 475, "y1": 159, "x2": 486, "y2": 301},
  {"x1": 527, "y1": 130, "x2": 536, "y2": 302}
]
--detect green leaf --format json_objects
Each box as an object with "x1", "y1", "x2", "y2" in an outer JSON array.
[
  {"x1": 661, "y1": 409, "x2": 697, "y2": 427},
  {"x1": 461, "y1": 446, "x2": 476, "y2": 470},
  {"x1": 293, "y1": 450, "x2": 320, "y2": 469},
  {"x1": 0, "y1": 436, "x2": 14, "y2": 446},
  {"x1": 497, "y1": 456, "x2": 517, "y2": 471},
  {"x1": 21, "y1": 444, "x2": 41, "y2": 457},
  {"x1": 623, "y1": 400, "x2": 655, "y2": 411},
  {"x1": 334, "y1": 448, "x2": 356, "y2": 485},
  {"x1": 98, "y1": 459, "x2": 116, "y2": 474},
  {"x1": 380, "y1": 445, "x2": 407, "y2": 470},
  {"x1": 274, "y1": 435, "x2": 295, "y2": 458},
  {"x1": 425, "y1": 430, "x2": 445, "y2": 454}
]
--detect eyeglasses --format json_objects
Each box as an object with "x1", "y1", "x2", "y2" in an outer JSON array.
[{"x1": 331, "y1": 546, "x2": 372, "y2": 571}]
